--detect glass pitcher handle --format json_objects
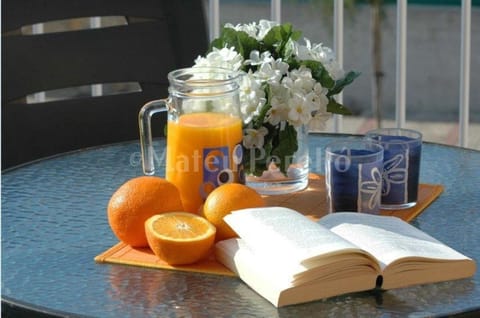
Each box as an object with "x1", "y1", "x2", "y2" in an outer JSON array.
[{"x1": 138, "y1": 99, "x2": 167, "y2": 175}]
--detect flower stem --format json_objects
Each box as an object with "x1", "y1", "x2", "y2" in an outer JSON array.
[{"x1": 252, "y1": 85, "x2": 272, "y2": 128}]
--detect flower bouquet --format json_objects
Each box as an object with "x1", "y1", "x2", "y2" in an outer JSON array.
[{"x1": 194, "y1": 20, "x2": 359, "y2": 192}]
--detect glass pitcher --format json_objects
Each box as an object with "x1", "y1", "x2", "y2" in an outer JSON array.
[{"x1": 139, "y1": 67, "x2": 245, "y2": 213}]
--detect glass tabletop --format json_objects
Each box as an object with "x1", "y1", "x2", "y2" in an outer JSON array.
[{"x1": 2, "y1": 133, "x2": 480, "y2": 317}]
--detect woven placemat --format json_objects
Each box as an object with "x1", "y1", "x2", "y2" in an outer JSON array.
[
  {"x1": 264, "y1": 174, "x2": 444, "y2": 223},
  {"x1": 94, "y1": 242, "x2": 236, "y2": 276},
  {"x1": 95, "y1": 174, "x2": 443, "y2": 276}
]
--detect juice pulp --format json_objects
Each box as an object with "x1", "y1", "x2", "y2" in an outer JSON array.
[{"x1": 166, "y1": 112, "x2": 243, "y2": 213}]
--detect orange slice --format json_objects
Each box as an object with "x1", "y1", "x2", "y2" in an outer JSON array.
[{"x1": 145, "y1": 212, "x2": 216, "y2": 265}]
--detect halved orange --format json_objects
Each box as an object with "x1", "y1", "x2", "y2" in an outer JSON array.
[{"x1": 145, "y1": 212, "x2": 216, "y2": 265}]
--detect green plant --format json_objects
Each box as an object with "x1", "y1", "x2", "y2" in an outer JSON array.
[{"x1": 195, "y1": 20, "x2": 359, "y2": 175}]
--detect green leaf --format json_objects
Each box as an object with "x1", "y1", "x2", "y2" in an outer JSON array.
[
  {"x1": 252, "y1": 149, "x2": 269, "y2": 176},
  {"x1": 263, "y1": 25, "x2": 283, "y2": 47},
  {"x1": 252, "y1": 84, "x2": 272, "y2": 128},
  {"x1": 286, "y1": 57, "x2": 300, "y2": 70},
  {"x1": 327, "y1": 98, "x2": 353, "y2": 115},
  {"x1": 209, "y1": 37, "x2": 225, "y2": 51},
  {"x1": 210, "y1": 28, "x2": 259, "y2": 58},
  {"x1": 291, "y1": 30, "x2": 302, "y2": 41},
  {"x1": 271, "y1": 124, "x2": 298, "y2": 174},
  {"x1": 263, "y1": 23, "x2": 302, "y2": 58},
  {"x1": 244, "y1": 137, "x2": 274, "y2": 176},
  {"x1": 283, "y1": 41, "x2": 296, "y2": 60},
  {"x1": 327, "y1": 71, "x2": 361, "y2": 97},
  {"x1": 300, "y1": 60, "x2": 335, "y2": 89}
]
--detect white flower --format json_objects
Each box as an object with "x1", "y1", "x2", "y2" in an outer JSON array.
[
  {"x1": 287, "y1": 94, "x2": 312, "y2": 127},
  {"x1": 243, "y1": 127, "x2": 268, "y2": 149},
  {"x1": 265, "y1": 83, "x2": 290, "y2": 125},
  {"x1": 310, "y1": 82, "x2": 329, "y2": 111},
  {"x1": 239, "y1": 71, "x2": 266, "y2": 123},
  {"x1": 294, "y1": 38, "x2": 313, "y2": 60},
  {"x1": 308, "y1": 112, "x2": 331, "y2": 131},
  {"x1": 224, "y1": 20, "x2": 278, "y2": 41},
  {"x1": 224, "y1": 22, "x2": 258, "y2": 38},
  {"x1": 254, "y1": 57, "x2": 289, "y2": 84},
  {"x1": 273, "y1": 59, "x2": 290, "y2": 76},
  {"x1": 244, "y1": 50, "x2": 273, "y2": 66},
  {"x1": 194, "y1": 47, "x2": 243, "y2": 71},
  {"x1": 283, "y1": 66, "x2": 315, "y2": 94},
  {"x1": 294, "y1": 38, "x2": 345, "y2": 80},
  {"x1": 267, "y1": 97, "x2": 288, "y2": 126},
  {"x1": 324, "y1": 61, "x2": 345, "y2": 81},
  {"x1": 257, "y1": 19, "x2": 278, "y2": 39}
]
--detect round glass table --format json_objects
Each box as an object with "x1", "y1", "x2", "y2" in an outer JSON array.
[{"x1": 2, "y1": 134, "x2": 480, "y2": 317}]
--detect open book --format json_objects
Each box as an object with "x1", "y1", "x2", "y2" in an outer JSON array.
[{"x1": 215, "y1": 207, "x2": 476, "y2": 307}]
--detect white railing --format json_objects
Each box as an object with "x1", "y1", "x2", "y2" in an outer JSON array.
[
  {"x1": 459, "y1": 0, "x2": 472, "y2": 147},
  {"x1": 207, "y1": 0, "x2": 472, "y2": 148},
  {"x1": 333, "y1": 0, "x2": 344, "y2": 132},
  {"x1": 396, "y1": 0, "x2": 407, "y2": 129},
  {"x1": 208, "y1": 0, "x2": 220, "y2": 39}
]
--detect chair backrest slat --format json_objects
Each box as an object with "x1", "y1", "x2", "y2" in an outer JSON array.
[
  {"x1": 2, "y1": 0, "x2": 208, "y2": 168},
  {"x1": 4, "y1": 22, "x2": 176, "y2": 101}
]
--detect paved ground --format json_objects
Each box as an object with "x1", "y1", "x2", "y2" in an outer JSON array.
[{"x1": 322, "y1": 117, "x2": 480, "y2": 150}]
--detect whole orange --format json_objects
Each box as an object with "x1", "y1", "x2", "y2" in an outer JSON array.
[
  {"x1": 107, "y1": 176, "x2": 184, "y2": 247},
  {"x1": 202, "y1": 183, "x2": 265, "y2": 241}
]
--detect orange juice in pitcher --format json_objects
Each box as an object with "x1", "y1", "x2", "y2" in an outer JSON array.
[
  {"x1": 139, "y1": 67, "x2": 245, "y2": 213},
  {"x1": 166, "y1": 112, "x2": 243, "y2": 212}
]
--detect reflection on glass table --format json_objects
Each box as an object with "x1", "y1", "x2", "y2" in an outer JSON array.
[{"x1": 2, "y1": 134, "x2": 480, "y2": 317}]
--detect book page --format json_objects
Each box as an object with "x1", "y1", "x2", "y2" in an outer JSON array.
[
  {"x1": 216, "y1": 238, "x2": 377, "y2": 285},
  {"x1": 215, "y1": 237, "x2": 378, "y2": 307},
  {"x1": 224, "y1": 207, "x2": 366, "y2": 266},
  {"x1": 319, "y1": 212, "x2": 472, "y2": 270},
  {"x1": 216, "y1": 238, "x2": 306, "y2": 285}
]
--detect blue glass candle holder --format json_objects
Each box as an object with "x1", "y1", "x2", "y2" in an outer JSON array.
[
  {"x1": 366, "y1": 128, "x2": 423, "y2": 209},
  {"x1": 325, "y1": 140, "x2": 384, "y2": 214}
]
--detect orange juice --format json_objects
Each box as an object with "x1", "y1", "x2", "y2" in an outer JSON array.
[{"x1": 166, "y1": 112, "x2": 244, "y2": 213}]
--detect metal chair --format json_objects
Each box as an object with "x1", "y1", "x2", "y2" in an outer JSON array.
[{"x1": 2, "y1": 0, "x2": 208, "y2": 169}]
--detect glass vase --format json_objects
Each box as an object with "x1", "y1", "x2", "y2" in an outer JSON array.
[{"x1": 245, "y1": 124, "x2": 309, "y2": 195}]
